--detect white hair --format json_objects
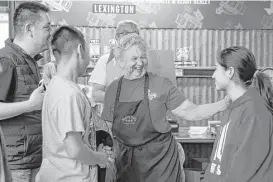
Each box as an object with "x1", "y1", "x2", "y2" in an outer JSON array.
[
  {"x1": 116, "y1": 20, "x2": 141, "y2": 36},
  {"x1": 114, "y1": 33, "x2": 148, "y2": 60}
]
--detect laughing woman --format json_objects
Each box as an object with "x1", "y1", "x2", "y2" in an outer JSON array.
[
  {"x1": 204, "y1": 46, "x2": 273, "y2": 182},
  {"x1": 101, "y1": 33, "x2": 232, "y2": 182}
]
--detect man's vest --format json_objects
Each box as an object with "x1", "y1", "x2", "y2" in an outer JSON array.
[{"x1": 0, "y1": 39, "x2": 42, "y2": 169}]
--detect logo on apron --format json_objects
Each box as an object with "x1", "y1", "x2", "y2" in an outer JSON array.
[
  {"x1": 122, "y1": 115, "x2": 137, "y2": 125},
  {"x1": 148, "y1": 89, "x2": 157, "y2": 100}
]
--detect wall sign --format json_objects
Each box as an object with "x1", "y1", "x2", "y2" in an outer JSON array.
[
  {"x1": 17, "y1": 1, "x2": 272, "y2": 29},
  {"x1": 90, "y1": 39, "x2": 100, "y2": 58},
  {"x1": 42, "y1": 0, "x2": 72, "y2": 12},
  {"x1": 89, "y1": 39, "x2": 101, "y2": 67},
  {"x1": 92, "y1": 4, "x2": 136, "y2": 14}
]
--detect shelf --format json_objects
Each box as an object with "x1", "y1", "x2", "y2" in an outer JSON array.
[
  {"x1": 175, "y1": 66, "x2": 267, "y2": 78},
  {"x1": 39, "y1": 65, "x2": 267, "y2": 79},
  {"x1": 175, "y1": 67, "x2": 215, "y2": 78},
  {"x1": 175, "y1": 66, "x2": 215, "y2": 69}
]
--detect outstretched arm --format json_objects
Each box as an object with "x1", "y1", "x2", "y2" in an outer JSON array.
[{"x1": 172, "y1": 96, "x2": 229, "y2": 121}]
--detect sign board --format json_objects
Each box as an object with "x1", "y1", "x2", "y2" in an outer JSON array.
[
  {"x1": 89, "y1": 39, "x2": 101, "y2": 67},
  {"x1": 93, "y1": 4, "x2": 136, "y2": 14},
  {"x1": 89, "y1": 39, "x2": 100, "y2": 59}
]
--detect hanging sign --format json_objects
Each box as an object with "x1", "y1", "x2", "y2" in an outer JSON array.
[
  {"x1": 89, "y1": 39, "x2": 101, "y2": 67},
  {"x1": 92, "y1": 4, "x2": 136, "y2": 14}
]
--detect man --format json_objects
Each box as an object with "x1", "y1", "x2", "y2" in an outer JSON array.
[
  {"x1": 0, "y1": 126, "x2": 12, "y2": 182},
  {"x1": 36, "y1": 26, "x2": 109, "y2": 182},
  {"x1": 0, "y1": 2, "x2": 51, "y2": 182}
]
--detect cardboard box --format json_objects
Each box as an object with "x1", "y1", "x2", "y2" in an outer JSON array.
[
  {"x1": 191, "y1": 158, "x2": 210, "y2": 171},
  {"x1": 184, "y1": 168, "x2": 204, "y2": 182}
]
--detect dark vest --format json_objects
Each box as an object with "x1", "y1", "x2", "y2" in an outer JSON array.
[{"x1": 0, "y1": 39, "x2": 42, "y2": 170}]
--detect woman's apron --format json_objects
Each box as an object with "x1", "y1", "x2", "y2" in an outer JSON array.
[{"x1": 112, "y1": 73, "x2": 182, "y2": 182}]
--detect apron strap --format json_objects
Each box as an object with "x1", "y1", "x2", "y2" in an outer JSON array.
[
  {"x1": 114, "y1": 73, "x2": 149, "y2": 112},
  {"x1": 114, "y1": 75, "x2": 124, "y2": 112},
  {"x1": 144, "y1": 72, "x2": 149, "y2": 101}
]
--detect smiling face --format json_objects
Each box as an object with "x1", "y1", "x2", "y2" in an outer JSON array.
[
  {"x1": 32, "y1": 11, "x2": 51, "y2": 52},
  {"x1": 122, "y1": 44, "x2": 148, "y2": 80},
  {"x1": 212, "y1": 62, "x2": 231, "y2": 91}
]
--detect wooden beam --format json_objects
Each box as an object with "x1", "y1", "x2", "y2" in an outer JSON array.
[{"x1": 9, "y1": 1, "x2": 15, "y2": 38}]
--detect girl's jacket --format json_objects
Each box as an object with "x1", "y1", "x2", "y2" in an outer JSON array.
[{"x1": 204, "y1": 87, "x2": 273, "y2": 182}]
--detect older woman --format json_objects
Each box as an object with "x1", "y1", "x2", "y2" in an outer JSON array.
[{"x1": 102, "y1": 33, "x2": 230, "y2": 181}]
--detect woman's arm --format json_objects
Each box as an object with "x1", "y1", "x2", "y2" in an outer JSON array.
[
  {"x1": 163, "y1": 77, "x2": 230, "y2": 122},
  {"x1": 172, "y1": 96, "x2": 229, "y2": 122}
]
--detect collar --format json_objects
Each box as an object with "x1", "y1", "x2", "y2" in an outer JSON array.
[
  {"x1": 229, "y1": 87, "x2": 259, "y2": 109},
  {"x1": 5, "y1": 38, "x2": 43, "y2": 61}
]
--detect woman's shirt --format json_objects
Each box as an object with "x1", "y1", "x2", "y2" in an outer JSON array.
[
  {"x1": 204, "y1": 87, "x2": 273, "y2": 182},
  {"x1": 101, "y1": 72, "x2": 186, "y2": 133}
]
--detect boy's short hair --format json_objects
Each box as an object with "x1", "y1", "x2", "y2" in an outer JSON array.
[{"x1": 51, "y1": 26, "x2": 86, "y2": 57}]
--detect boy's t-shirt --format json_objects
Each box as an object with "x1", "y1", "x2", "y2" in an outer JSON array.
[{"x1": 36, "y1": 76, "x2": 95, "y2": 182}]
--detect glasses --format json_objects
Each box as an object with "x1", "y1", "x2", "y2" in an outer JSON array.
[
  {"x1": 116, "y1": 30, "x2": 138, "y2": 38},
  {"x1": 120, "y1": 37, "x2": 138, "y2": 50}
]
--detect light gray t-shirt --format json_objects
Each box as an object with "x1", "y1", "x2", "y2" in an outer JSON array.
[{"x1": 36, "y1": 76, "x2": 96, "y2": 182}]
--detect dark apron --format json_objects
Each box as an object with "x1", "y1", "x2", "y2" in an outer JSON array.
[{"x1": 112, "y1": 73, "x2": 182, "y2": 182}]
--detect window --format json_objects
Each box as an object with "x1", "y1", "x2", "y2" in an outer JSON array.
[
  {"x1": 0, "y1": 1, "x2": 8, "y2": 7},
  {"x1": 0, "y1": 1, "x2": 9, "y2": 49},
  {"x1": 0, "y1": 12, "x2": 9, "y2": 49}
]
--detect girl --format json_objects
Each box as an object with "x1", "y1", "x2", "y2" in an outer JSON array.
[{"x1": 204, "y1": 46, "x2": 273, "y2": 182}]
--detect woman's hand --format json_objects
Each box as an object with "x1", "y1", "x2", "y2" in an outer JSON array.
[
  {"x1": 98, "y1": 144, "x2": 115, "y2": 161},
  {"x1": 222, "y1": 95, "x2": 232, "y2": 111},
  {"x1": 104, "y1": 146, "x2": 115, "y2": 163},
  {"x1": 98, "y1": 144, "x2": 115, "y2": 168},
  {"x1": 96, "y1": 151, "x2": 109, "y2": 168}
]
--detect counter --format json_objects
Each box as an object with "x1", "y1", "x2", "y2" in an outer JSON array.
[
  {"x1": 173, "y1": 127, "x2": 215, "y2": 144},
  {"x1": 173, "y1": 132, "x2": 215, "y2": 144},
  {"x1": 173, "y1": 127, "x2": 215, "y2": 168}
]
